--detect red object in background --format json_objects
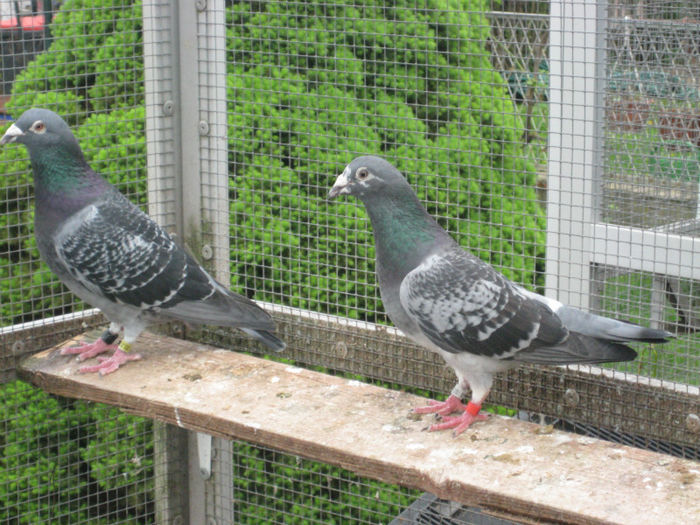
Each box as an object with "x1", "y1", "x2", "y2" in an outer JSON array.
[
  {"x1": 0, "y1": 16, "x2": 18, "y2": 29},
  {"x1": 658, "y1": 111, "x2": 700, "y2": 147},
  {"x1": 20, "y1": 14, "x2": 45, "y2": 31},
  {"x1": 0, "y1": 1, "x2": 46, "y2": 31}
]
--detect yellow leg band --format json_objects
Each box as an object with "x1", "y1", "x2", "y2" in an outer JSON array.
[{"x1": 119, "y1": 341, "x2": 132, "y2": 353}]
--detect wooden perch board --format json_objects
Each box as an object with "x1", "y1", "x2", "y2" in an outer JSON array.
[{"x1": 19, "y1": 332, "x2": 700, "y2": 525}]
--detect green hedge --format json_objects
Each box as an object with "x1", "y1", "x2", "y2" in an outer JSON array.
[
  {"x1": 0, "y1": 0, "x2": 545, "y2": 521},
  {"x1": 228, "y1": 0, "x2": 545, "y2": 320},
  {"x1": 232, "y1": 443, "x2": 418, "y2": 523},
  {"x1": 0, "y1": 381, "x2": 153, "y2": 524}
]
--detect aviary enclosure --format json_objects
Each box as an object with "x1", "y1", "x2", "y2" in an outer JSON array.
[{"x1": 1, "y1": 0, "x2": 698, "y2": 523}]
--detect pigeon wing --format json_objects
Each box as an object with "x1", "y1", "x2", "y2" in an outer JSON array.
[
  {"x1": 399, "y1": 249, "x2": 568, "y2": 359},
  {"x1": 54, "y1": 190, "x2": 212, "y2": 310}
]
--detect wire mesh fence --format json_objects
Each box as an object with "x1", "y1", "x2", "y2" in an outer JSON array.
[
  {"x1": 597, "y1": 0, "x2": 700, "y2": 388},
  {"x1": 0, "y1": 0, "x2": 698, "y2": 523}
]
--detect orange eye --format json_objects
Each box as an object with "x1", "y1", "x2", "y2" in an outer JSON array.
[{"x1": 33, "y1": 121, "x2": 46, "y2": 133}]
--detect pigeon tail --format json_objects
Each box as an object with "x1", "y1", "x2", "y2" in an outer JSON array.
[
  {"x1": 241, "y1": 328, "x2": 286, "y2": 352},
  {"x1": 160, "y1": 289, "x2": 276, "y2": 332},
  {"x1": 516, "y1": 332, "x2": 637, "y2": 365},
  {"x1": 555, "y1": 305, "x2": 672, "y2": 343}
]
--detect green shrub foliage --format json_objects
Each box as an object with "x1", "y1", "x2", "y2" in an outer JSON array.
[
  {"x1": 232, "y1": 442, "x2": 418, "y2": 523},
  {"x1": 227, "y1": 0, "x2": 545, "y2": 321},
  {"x1": 0, "y1": 381, "x2": 152, "y2": 524},
  {"x1": 0, "y1": 0, "x2": 545, "y2": 521}
]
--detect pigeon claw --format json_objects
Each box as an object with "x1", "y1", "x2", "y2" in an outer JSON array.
[
  {"x1": 61, "y1": 339, "x2": 118, "y2": 361},
  {"x1": 429, "y1": 411, "x2": 490, "y2": 436},
  {"x1": 413, "y1": 394, "x2": 467, "y2": 416},
  {"x1": 78, "y1": 348, "x2": 142, "y2": 375}
]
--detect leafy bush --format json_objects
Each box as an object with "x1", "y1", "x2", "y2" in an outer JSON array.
[
  {"x1": 227, "y1": 0, "x2": 545, "y2": 321},
  {"x1": 0, "y1": 381, "x2": 152, "y2": 524},
  {"x1": 80, "y1": 402, "x2": 154, "y2": 521},
  {"x1": 0, "y1": 381, "x2": 91, "y2": 523},
  {"x1": 7, "y1": 0, "x2": 142, "y2": 117},
  {"x1": 232, "y1": 442, "x2": 418, "y2": 523}
]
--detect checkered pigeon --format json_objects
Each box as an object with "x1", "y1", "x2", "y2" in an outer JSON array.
[
  {"x1": 329, "y1": 155, "x2": 671, "y2": 435},
  {"x1": 1, "y1": 108, "x2": 284, "y2": 374}
]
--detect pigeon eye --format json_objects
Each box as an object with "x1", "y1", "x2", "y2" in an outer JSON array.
[
  {"x1": 357, "y1": 168, "x2": 369, "y2": 180},
  {"x1": 32, "y1": 121, "x2": 46, "y2": 134}
]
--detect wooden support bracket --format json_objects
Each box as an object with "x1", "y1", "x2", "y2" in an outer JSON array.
[{"x1": 18, "y1": 332, "x2": 700, "y2": 525}]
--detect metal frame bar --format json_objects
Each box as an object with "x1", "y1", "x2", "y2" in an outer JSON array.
[
  {"x1": 545, "y1": 0, "x2": 607, "y2": 310},
  {"x1": 547, "y1": 1, "x2": 699, "y2": 309},
  {"x1": 143, "y1": 1, "x2": 233, "y2": 523}
]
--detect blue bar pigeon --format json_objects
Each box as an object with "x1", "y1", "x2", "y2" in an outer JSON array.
[
  {"x1": 329, "y1": 156, "x2": 671, "y2": 435},
  {"x1": 1, "y1": 108, "x2": 285, "y2": 374}
]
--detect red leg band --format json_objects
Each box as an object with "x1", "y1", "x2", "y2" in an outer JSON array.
[{"x1": 466, "y1": 401, "x2": 481, "y2": 417}]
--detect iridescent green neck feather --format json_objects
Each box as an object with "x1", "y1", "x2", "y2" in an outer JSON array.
[
  {"x1": 30, "y1": 142, "x2": 102, "y2": 197},
  {"x1": 362, "y1": 185, "x2": 451, "y2": 278}
]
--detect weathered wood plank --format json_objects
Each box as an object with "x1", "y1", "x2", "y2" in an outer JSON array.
[
  {"x1": 193, "y1": 308, "x2": 700, "y2": 449},
  {"x1": 19, "y1": 332, "x2": 700, "y2": 525},
  {"x1": 0, "y1": 310, "x2": 105, "y2": 383}
]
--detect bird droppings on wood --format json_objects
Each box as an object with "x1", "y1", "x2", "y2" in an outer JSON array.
[
  {"x1": 19, "y1": 332, "x2": 700, "y2": 525},
  {"x1": 489, "y1": 453, "x2": 520, "y2": 464},
  {"x1": 406, "y1": 410, "x2": 423, "y2": 422},
  {"x1": 534, "y1": 424, "x2": 555, "y2": 435}
]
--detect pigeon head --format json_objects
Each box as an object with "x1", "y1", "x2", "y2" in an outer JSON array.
[
  {"x1": 1, "y1": 108, "x2": 82, "y2": 154},
  {"x1": 1, "y1": 108, "x2": 93, "y2": 194},
  {"x1": 328, "y1": 155, "x2": 408, "y2": 200}
]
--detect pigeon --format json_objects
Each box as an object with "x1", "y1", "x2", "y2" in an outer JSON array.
[
  {"x1": 329, "y1": 155, "x2": 671, "y2": 435},
  {"x1": 1, "y1": 108, "x2": 285, "y2": 374}
]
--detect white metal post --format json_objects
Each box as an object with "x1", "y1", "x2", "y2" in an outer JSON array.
[
  {"x1": 545, "y1": 0, "x2": 607, "y2": 310},
  {"x1": 197, "y1": 0, "x2": 230, "y2": 283},
  {"x1": 144, "y1": 0, "x2": 178, "y2": 231},
  {"x1": 144, "y1": 0, "x2": 233, "y2": 523}
]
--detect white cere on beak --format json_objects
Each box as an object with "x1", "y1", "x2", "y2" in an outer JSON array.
[
  {"x1": 328, "y1": 165, "x2": 352, "y2": 198},
  {"x1": 0, "y1": 123, "x2": 25, "y2": 145}
]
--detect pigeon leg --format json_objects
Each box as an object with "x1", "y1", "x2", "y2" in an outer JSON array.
[
  {"x1": 413, "y1": 380, "x2": 469, "y2": 416},
  {"x1": 61, "y1": 327, "x2": 120, "y2": 361},
  {"x1": 78, "y1": 340, "x2": 142, "y2": 375},
  {"x1": 413, "y1": 394, "x2": 467, "y2": 416},
  {"x1": 428, "y1": 401, "x2": 489, "y2": 436}
]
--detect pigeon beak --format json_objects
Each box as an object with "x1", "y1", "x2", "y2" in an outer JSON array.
[
  {"x1": 328, "y1": 167, "x2": 351, "y2": 199},
  {"x1": 0, "y1": 123, "x2": 25, "y2": 145}
]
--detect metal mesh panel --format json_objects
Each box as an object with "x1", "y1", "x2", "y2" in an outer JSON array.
[
  {"x1": 1, "y1": 1, "x2": 157, "y2": 523},
  {"x1": 221, "y1": 1, "x2": 546, "y2": 351},
  {"x1": 542, "y1": 0, "x2": 698, "y2": 458},
  {"x1": 594, "y1": 1, "x2": 700, "y2": 388},
  {"x1": 231, "y1": 440, "x2": 419, "y2": 524},
  {"x1": 0, "y1": 0, "x2": 698, "y2": 523}
]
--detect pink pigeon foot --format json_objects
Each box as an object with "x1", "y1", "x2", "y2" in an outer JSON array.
[
  {"x1": 427, "y1": 402, "x2": 489, "y2": 436},
  {"x1": 60, "y1": 338, "x2": 118, "y2": 361},
  {"x1": 78, "y1": 348, "x2": 142, "y2": 375},
  {"x1": 413, "y1": 394, "x2": 467, "y2": 416}
]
